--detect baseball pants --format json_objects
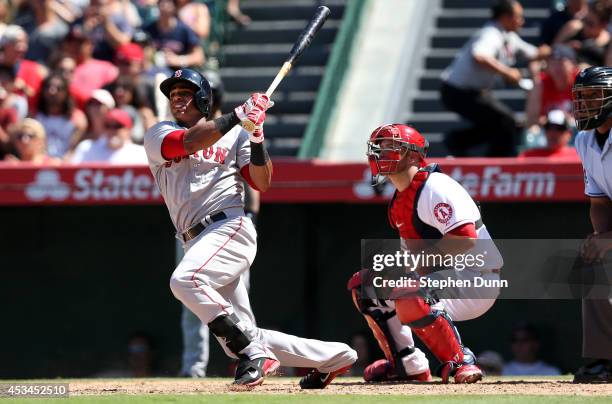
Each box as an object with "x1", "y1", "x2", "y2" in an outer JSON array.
[
  {"x1": 582, "y1": 298, "x2": 612, "y2": 360},
  {"x1": 374, "y1": 272, "x2": 500, "y2": 375},
  {"x1": 170, "y1": 210, "x2": 356, "y2": 372},
  {"x1": 180, "y1": 268, "x2": 252, "y2": 377}
]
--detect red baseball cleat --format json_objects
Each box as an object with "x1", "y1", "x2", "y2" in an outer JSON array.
[{"x1": 441, "y1": 362, "x2": 483, "y2": 384}]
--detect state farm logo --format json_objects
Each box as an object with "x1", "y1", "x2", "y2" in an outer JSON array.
[
  {"x1": 25, "y1": 168, "x2": 160, "y2": 202},
  {"x1": 353, "y1": 166, "x2": 556, "y2": 200},
  {"x1": 450, "y1": 166, "x2": 555, "y2": 198},
  {"x1": 26, "y1": 170, "x2": 70, "y2": 201}
]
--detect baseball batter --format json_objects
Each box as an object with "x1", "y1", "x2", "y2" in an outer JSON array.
[
  {"x1": 348, "y1": 124, "x2": 503, "y2": 383},
  {"x1": 178, "y1": 70, "x2": 261, "y2": 379},
  {"x1": 144, "y1": 68, "x2": 356, "y2": 388}
]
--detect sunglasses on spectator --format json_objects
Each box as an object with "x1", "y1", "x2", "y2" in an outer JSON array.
[{"x1": 16, "y1": 132, "x2": 37, "y2": 141}]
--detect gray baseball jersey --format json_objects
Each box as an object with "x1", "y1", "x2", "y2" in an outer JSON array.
[{"x1": 144, "y1": 121, "x2": 250, "y2": 232}]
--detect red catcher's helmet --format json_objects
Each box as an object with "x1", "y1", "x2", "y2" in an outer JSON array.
[{"x1": 367, "y1": 124, "x2": 429, "y2": 176}]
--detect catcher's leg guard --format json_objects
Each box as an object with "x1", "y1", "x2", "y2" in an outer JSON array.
[
  {"x1": 395, "y1": 297, "x2": 477, "y2": 383},
  {"x1": 348, "y1": 272, "x2": 415, "y2": 378}
]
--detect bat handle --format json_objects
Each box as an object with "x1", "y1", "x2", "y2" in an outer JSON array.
[{"x1": 265, "y1": 62, "x2": 293, "y2": 97}]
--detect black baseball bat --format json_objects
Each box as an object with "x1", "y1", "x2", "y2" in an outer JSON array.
[{"x1": 266, "y1": 6, "x2": 331, "y2": 97}]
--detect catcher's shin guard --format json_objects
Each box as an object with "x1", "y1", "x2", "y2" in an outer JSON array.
[
  {"x1": 395, "y1": 297, "x2": 475, "y2": 382},
  {"x1": 348, "y1": 271, "x2": 414, "y2": 378}
]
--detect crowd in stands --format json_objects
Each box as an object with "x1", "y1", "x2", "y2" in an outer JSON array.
[
  {"x1": 0, "y1": 0, "x2": 605, "y2": 165},
  {"x1": 0, "y1": 0, "x2": 250, "y2": 165},
  {"x1": 442, "y1": 0, "x2": 612, "y2": 159}
]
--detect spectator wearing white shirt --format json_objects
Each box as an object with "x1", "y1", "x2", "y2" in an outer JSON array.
[
  {"x1": 440, "y1": 0, "x2": 550, "y2": 157},
  {"x1": 71, "y1": 108, "x2": 147, "y2": 164}
]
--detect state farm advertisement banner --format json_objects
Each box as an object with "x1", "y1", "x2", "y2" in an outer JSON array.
[
  {"x1": 270, "y1": 158, "x2": 585, "y2": 203},
  {"x1": 0, "y1": 158, "x2": 586, "y2": 205},
  {"x1": 0, "y1": 165, "x2": 161, "y2": 205}
]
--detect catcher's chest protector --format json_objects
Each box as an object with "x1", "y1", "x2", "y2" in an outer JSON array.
[{"x1": 388, "y1": 164, "x2": 443, "y2": 240}]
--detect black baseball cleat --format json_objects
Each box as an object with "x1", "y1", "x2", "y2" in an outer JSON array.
[
  {"x1": 231, "y1": 355, "x2": 280, "y2": 389},
  {"x1": 573, "y1": 359, "x2": 612, "y2": 383},
  {"x1": 299, "y1": 365, "x2": 351, "y2": 389}
]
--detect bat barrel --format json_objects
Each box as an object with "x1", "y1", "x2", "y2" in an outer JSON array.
[
  {"x1": 265, "y1": 6, "x2": 330, "y2": 98},
  {"x1": 287, "y1": 6, "x2": 331, "y2": 65}
]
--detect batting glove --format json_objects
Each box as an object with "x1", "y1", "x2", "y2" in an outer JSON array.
[{"x1": 234, "y1": 93, "x2": 274, "y2": 133}]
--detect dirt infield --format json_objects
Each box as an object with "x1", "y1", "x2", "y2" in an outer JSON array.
[{"x1": 68, "y1": 377, "x2": 611, "y2": 396}]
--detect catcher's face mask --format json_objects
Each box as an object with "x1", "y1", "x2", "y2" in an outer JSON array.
[
  {"x1": 367, "y1": 138, "x2": 409, "y2": 176},
  {"x1": 367, "y1": 124, "x2": 428, "y2": 177}
]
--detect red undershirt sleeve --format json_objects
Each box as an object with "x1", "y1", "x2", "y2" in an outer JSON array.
[
  {"x1": 161, "y1": 130, "x2": 188, "y2": 160},
  {"x1": 447, "y1": 222, "x2": 477, "y2": 238},
  {"x1": 240, "y1": 164, "x2": 260, "y2": 191}
]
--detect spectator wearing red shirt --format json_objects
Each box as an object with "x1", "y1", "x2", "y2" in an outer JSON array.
[
  {"x1": 0, "y1": 65, "x2": 29, "y2": 156},
  {"x1": 62, "y1": 25, "x2": 119, "y2": 110},
  {"x1": 0, "y1": 25, "x2": 48, "y2": 114},
  {"x1": 525, "y1": 45, "x2": 579, "y2": 130},
  {"x1": 0, "y1": 65, "x2": 22, "y2": 159},
  {"x1": 519, "y1": 109, "x2": 579, "y2": 159}
]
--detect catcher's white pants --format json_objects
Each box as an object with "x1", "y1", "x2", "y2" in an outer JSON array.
[
  {"x1": 378, "y1": 273, "x2": 499, "y2": 376},
  {"x1": 170, "y1": 212, "x2": 356, "y2": 372}
]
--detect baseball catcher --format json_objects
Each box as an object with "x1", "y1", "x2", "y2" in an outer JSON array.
[{"x1": 348, "y1": 124, "x2": 504, "y2": 383}]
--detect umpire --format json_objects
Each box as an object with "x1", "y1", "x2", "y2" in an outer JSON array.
[
  {"x1": 572, "y1": 66, "x2": 612, "y2": 383},
  {"x1": 440, "y1": 0, "x2": 549, "y2": 156}
]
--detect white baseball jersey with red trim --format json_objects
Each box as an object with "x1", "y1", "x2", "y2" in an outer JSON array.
[
  {"x1": 402, "y1": 172, "x2": 504, "y2": 272},
  {"x1": 377, "y1": 172, "x2": 504, "y2": 377},
  {"x1": 144, "y1": 121, "x2": 249, "y2": 233},
  {"x1": 416, "y1": 172, "x2": 482, "y2": 235}
]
